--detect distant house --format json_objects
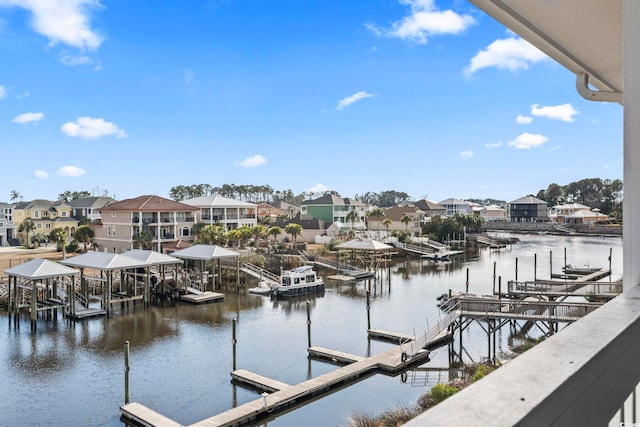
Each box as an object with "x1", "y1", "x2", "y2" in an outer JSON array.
[
  {"x1": 508, "y1": 196, "x2": 549, "y2": 222},
  {"x1": 437, "y1": 198, "x2": 473, "y2": 216},
  {"x1": 272, "y1": 200, "x2": 300, "y2": 218},
  {"x1": 256, "y1": 203, "x2": 279, "y2": 220},
  {"x1": 550, "y1": 203, "x2": 608, "y2": 224},
  {"x1": 183, "y1": 196, "x2": 257, "y2": 230},
  {"x1": 271, "y1": 214, "x2": 327, "y2": 243},
  {"x1": 368, "y1": 205, "x2": 428, "y2": 235},
  {"x1": 0, "y1": 202, "x2": 17, "y2": 246},
  {"x1": 301, "y1": 195, "x2": 367, "y2": 227},
  {"x1": 412, "y1": 199, "x2": 446, "y2": 218},
  {"x1": 13, "y1": 199, "x2": 79, "y2": 244},
  {"x1": 480, "y1": 205, "x2": 507, "y2": 222},
  {"x1": 93, "y1": 195, "x2": 198, "y2": 253},
  {"x1": 68, "y1": 196, "x2": 116, "y2": 224}
]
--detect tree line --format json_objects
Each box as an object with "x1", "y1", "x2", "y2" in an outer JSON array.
[{"x1": 535, "y1": 178, "x2": 622, "y2": 216}]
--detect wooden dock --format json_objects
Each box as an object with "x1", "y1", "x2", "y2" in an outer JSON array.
[
  {"x1": 121, "y1": 341, "x2": 431, "y2": 427},
  {"x1": 367, "y1": 328, "x2": 415, "y2": 344},
  {"x1": 180, "y1": 290, "x2": 224, "y2": 304}
]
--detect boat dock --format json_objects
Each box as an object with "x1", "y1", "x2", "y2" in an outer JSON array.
[
  {"x1": 180, "y1": 288, "x2": 224, "y2": 304},
  {"x1": 121, "y1": 338, "x2": 432, "y2": 427}
]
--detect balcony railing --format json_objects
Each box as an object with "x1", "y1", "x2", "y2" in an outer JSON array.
[{"x1": 405, "y1": 284, "x2": 640, "y2": 426}]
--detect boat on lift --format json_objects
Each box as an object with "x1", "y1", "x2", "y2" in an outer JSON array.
[{"x1": 271, "y1": 265, "x2": 325, "y2": 298}]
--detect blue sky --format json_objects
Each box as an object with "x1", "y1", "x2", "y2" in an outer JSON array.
[{"x1": 0, "y1": 0, "x2": 623, "y2": 204}]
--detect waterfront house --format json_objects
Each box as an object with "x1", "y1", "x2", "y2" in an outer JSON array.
[
  {"x1": 367, "y1": 205, "x2": 427, "y2": 236},
  {"x1": 67, "y1": 196, "x2": 116, "y2": 224},
  {"x1": 411, "y1": 199, "x2": 446, "y2": 218},
  {"x1": 507, "y1": 195, "x2": 549, "y2": 222},
  {"x1": 548, "y1": 202, "x2": 608, "y2": 224},
  {"x1": 13, "y1": 199, "x2": 79, "y2": 244},
  {"x1": 182, "y1": 196, "x2": 257, "y2": 230},
  {"x1": 301, "y1": 194, "x2": 367, "y2": 228},
  {"x1": 0, "y1": 202, "x2": 17, "y2": 246},
  {"x1": 479, "y1": 205, "x2": 507, "y2": 222},
  {"x1": 92, "y1": 195, "x2": 198, "y2": 253},
  {"x1": 437, "y1": 198, "x2": 473, "y2": 216},
  {"x1": 271, "y1": 213, "x2": 327, "y2": 243}
]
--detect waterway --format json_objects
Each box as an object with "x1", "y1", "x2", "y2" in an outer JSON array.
[{"x1": 0, "y1": 234, "x2": 622, "y2": 426}]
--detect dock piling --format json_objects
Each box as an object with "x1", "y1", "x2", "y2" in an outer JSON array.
[
  {"x1": 366, "y1": 290, "x2": 371, "y2": 330},
  {"x1": 466, "y1": 268, "x2": 469, "y2": 293},
  {"x1": 306, "y1": 301, "x2": 312, "y2": 348},
  {"x1": 124, "y1": 341, "x2": 130, "y2": 404},
  {"x1": 232, "y1": 318, "x2": 237, "y2": 371}
]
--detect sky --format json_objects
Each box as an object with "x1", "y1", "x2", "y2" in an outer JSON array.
[{"x1": 0, "y1": 0, "x2": 623, "y2": 204}]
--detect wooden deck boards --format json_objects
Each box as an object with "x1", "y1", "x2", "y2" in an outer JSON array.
[
  {"x1": 120, "y1": 402, "x2": 184, "y2": 427},
  {"x1": 367, "y1": 328, "x2": 415, "y2": 344},
  {"x1": 231, "y1": 369, "x2": 290, "y2": 393},
  {"x1": 180, "y1": 291, "x2": 224, "y2": 304}
]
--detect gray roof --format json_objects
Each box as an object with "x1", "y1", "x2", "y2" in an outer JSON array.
[
  {"x1": 60, "y1": 252, "x2": 150, "y2": 270},
  {"x1": 5, "y1": 258, "x2": 79, "y2": 279},
  {"x1": 334, "y1": 239, "x2": 393, "y2": 251},
  {"x1": 67, "y1": 196, "x2": 116, "y2": 209},
  {"x1": 170, "y1": 244, "x2": 241, "y2": 260},
  {"x1": 122, "y1": 249, "x2": 183, "y2": 266},
  {"x1": 509, "y1": 195, "x2": 548, "y2": 205}
]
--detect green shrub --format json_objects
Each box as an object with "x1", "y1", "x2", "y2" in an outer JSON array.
[
  {"x1": 473, "y1": 364, "x2": 492, "y2": 381},
  {"x1": 429, "y1": 383, "x2": 459, "y2": 404}
]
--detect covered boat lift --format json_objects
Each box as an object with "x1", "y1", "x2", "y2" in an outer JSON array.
[
  {"x1": 5, "y1": 258, "x2": 80, "y2": 329},
  {"x1": 170, "y1": 244, "x2": 242, "y2": 292}
]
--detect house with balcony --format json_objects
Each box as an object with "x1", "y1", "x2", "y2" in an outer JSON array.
[
  {"x1": 367, "y1": 204, "x2": 429, "y2": 236},
  {"x1": 479, "y1": 205, "x2": 507, "y2": 222},
  {"x1": 437, "y1": 198, "x2": 473, "y2": 216},
  {"x1": 182, "y1": 195, "x2": 257, "y2": 230},
  {"x1": 68, "y1": 196, "x2": 116, "y2": 224},
  {"x1": 13, "y1": 199, "x2": 80, "y2": 244},
  {"x1": 92, "y1": 195, "x2": 198, "y2": 253},
  {"x1": 507, "y1": 195, "x2": 549, "y2": 222},
  {"x1": 301, "y1": 194, "x2": 367, "y2": 228},
  {"x1": 0, "y1": 202, "x2": 17, "y2": 246}
]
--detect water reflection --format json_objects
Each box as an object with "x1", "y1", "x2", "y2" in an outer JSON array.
[{"x1": 0, "y1": 234, "x2": 624, "y2": 426}]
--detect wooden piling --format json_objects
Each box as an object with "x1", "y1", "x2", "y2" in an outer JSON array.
[
  {"x1": 306, "y1": 301, "x2": 312, "y2": 348},
  {"x1": 534, "y1": 253, "x2": 537, "y2": 281},
  {"x1": 366, "y1": 290, "x2": 371, "y2": 330},
  {"x1": 550, "y1": 250, "x2": 553, "y2": 279},
  {"x1": 232, "y1": 318, "x2": 237, "y2": 371},
  {"x1": 515, "y1": 257, "x2": 518, "y2": 281},
  {"x1": 124, "y1": 341, "x2": 130, "y2": 404},
  {"x1": 465, "y1": 268, "x2": 469, "y2": 293}
]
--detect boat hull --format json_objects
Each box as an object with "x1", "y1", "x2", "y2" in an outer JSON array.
[{"x1": 272, "y1": 282, "x2": 325, "y2": 298}]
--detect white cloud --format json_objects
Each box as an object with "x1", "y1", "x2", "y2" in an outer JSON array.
[
  {"x1": 59, "y1": 52, "x2": 101, "y2": 69},
  {"x1": 460, "y1": 150, "x2": 474, "y2": 158},
  {"x1": 0, "y1": 84, "x2": 6, "y2": 99},
  {"x1": 366, "y1": 0, "x2": 474, "y2": 44},
  {"x1": 531, "y1": 103, "x2": 579, "y2": 122},
  {"x1": 309, "y1": 183, "x2": 329, "y2": 195},
  {"x1": 60, "y1": 116, "x2": 127, "y2": 139},
  {"x1": 12, "y1": 112, "x2": 44, "y2": 124},
  {"x1": 56, "y1": 165, "x2": 86, "y2": 177},
  {"x1": 507, "y1": 132, "x2": 548, "y2": 149},
  {"x1": 237, "y1": 154, "x2": 267, "y2": 168},
  {"x1": 337, "y1": 91, "x2": 374, "y2": 110},
  {"x1": 485, "y1": 141, "x2": 503, "y2": 149},
  {"x1": 0, "y1": 0, "x2": 104, "y2": 50},
  {"x1": 465, "y1": 36, "x2": 547, "y2": 75},
  {"x1": 516, "y1": 115, "x2": 532, "y2": 124},
  {"x1": 33, "y1": 169, "x2": 49, "y2": 179}
]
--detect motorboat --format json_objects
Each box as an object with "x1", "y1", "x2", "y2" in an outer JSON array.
[{"x1": 271, "y1": 265, "x2": 325, "y2": 298}]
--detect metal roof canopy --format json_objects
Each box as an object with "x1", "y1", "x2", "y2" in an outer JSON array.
[
  {"x1": 469, "y1": 0, "x2": 622, "y2": 102},
  {"x1": 121, "y1": 249, "x2": 184, "y2": 266},
  {"x1": 5, "y1": 258, "x2": 80, "y2": 280},
  {"x1": 170, "y1": 244, "x2": 241, "y2": 261},
  {"x1": 334, "y1": 239, "x2": 393, "y2": 251},
  {"x1": 60, "y1": 252, "x2": 151, "y2": 270}
]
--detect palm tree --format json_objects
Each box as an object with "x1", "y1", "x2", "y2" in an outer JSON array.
[
  {"x1": 18, "y1": 218, "x2": 36, "y2": 247},
  {"x1": 382, "y1": 218, "x2": 392, "y2": 237},
  {"x1": 252, "y1": 225, "x2": 268, "y2": 249},
  {"x1": 367, "y1": 207, "x2": 386, "y2": 236},
  {"x1": 9, "y1": 189, "x2": 22, "y2": 203},
  {"x1": 74, "y1": 225, "x2": 94, "y2": 252},
  {"x1": 237, "y1": 225, "x2": 253, "y2": 247},
  {"x1": 268, "y1": 226, "x2": 282, "y2": 244},
  {"x1": 31, "y1": 232, "x2": 48, "y2": 248},
  {"x1": 132, "y1": 230, "x2": 153, "y2": 250},
  {"x1": 49, "y1": 227, "x2": 68, "y2": 258},
  {"x1": 401, "y1": 214, "x2": 413, "y2": 233},
  {"x1": 285, "y1": 223, "x2": 303, "y2": 247}
]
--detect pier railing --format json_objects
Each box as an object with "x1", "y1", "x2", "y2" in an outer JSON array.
[
  {"x1": 405, "y1": 285, "x2": 640, "y2": 427},
  {"x1": 507, "y1": 280, "x2": 623, "y2": 297},
  {"x1": 403, "y1": 303, "x2": 460, "y2": 357}
]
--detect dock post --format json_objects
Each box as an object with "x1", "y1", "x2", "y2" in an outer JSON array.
[
  {"x1": 366, "y1": 289, "x2": 371, "y2": 330},
  {"x1": 232, "y1": 318, "x2": 237, "y2": 371},
  {"x1": 30, "y1": 283, "x2": 37, "y2": 331},
  {"x1": 465, "y1": 268, "x2": 469, "y2": 293},
  {"x1": 498, "y1": 276, "x2": 502, "y2": 297},
  {"x1": 306, "y1": 301, "x2": 312, "y2": 348},
  {"x1": 550, "y1": 250, "x2": 553, "y2": 279},
  {"x1": 564, "y1": 247, "x2": 567, "y2": 269},
  {"x1": 515, "y1": 257, "x2": 518, "y2": 281},
  {"x1": 124, "y1": 341, "x2": 130, "y2": 404},
  {"x1": 492, "y1": 262, "x2": 496, "y2": 294},
  {"x1": 534, "y1": 253, "x2": 537, "y2": 282},
  {"x1": 609, "y1": 247, "x2": 613, "y2": 273}
]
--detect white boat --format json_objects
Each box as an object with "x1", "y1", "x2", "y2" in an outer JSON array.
[
  {"x1": 248, "y1": 280, "x2": 275, "y2": 295},
  {"x1": 271, "y1": 265, "x2": 325, "y2": 298}
]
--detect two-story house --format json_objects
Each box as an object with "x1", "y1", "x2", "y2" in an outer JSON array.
[
  {"x1": 92, "y1": 195, "x2": 198, "y2": 253},
  {"x1": 301, "y1": 194, "x2": 367, "y2": 227},
  {"x1": 182, "y1": 196, "x2": 258, "y2": 230},
  {"x1": 0, "y1": 202, "x2": 17, "y2": 246},
  {"x1": 13, "y1": 199, "x2": 79, "y2": 244},
  {"x1": 68, "y1": 196, "x2": 116, "y2": 224},
  {"x1": 437, "y1": 198, "x2": 473, "y2": 216},
  {"x1": 507, "y1": 195, "x2": 549, "y2": 222}
]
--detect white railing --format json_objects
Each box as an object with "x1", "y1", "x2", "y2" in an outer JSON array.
[
  {"x1": 402, "y1": 303, "x2": 460, "y2": 357},
  {"x1": 404, "y1": 285, "x2": 640, "y2": 426}
]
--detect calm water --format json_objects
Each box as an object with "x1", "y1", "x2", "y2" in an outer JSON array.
[{"x1": 0, "y1": 234, "x2": 622, "y2": 426}]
